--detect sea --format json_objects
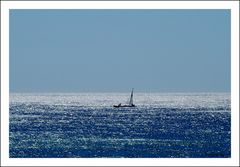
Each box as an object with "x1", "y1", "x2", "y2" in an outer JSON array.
[{"x1": 9, "y1": 93, "x2": 231, "y2": 158}]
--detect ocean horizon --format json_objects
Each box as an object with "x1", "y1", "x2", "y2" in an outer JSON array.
[{"x1": 9, "y1": 92, "x2": 231, "y2": 158}]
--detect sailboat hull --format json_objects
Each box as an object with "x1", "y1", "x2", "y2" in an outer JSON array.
[{"x1": 113, "y1": 104, "x2": 136, "y2": 108}]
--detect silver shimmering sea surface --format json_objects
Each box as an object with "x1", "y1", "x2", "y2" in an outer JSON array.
[{"x1": 9, "y1": 93, "x2": 231, "y2": 158}]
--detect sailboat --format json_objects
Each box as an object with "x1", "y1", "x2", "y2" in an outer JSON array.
[{"x1": 113, "y1": 88, "x2": 136, "y2": 108}]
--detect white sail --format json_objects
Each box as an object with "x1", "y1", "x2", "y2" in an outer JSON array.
[{"x1": 129, "y1": 88, "x2": 134, "y2": 105}]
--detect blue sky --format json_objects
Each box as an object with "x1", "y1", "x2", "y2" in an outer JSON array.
[{"x1": 10, "y1": 9, "x2": 230, "y2": 92}]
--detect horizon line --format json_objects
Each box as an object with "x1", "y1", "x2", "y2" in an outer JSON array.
[{"x1": 9, "y1": 91, "x2": 231, "y2": 94}]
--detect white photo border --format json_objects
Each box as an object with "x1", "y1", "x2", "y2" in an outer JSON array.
[{"x1": 1, "y1": 1, "x2": 239, "y2": 166}]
